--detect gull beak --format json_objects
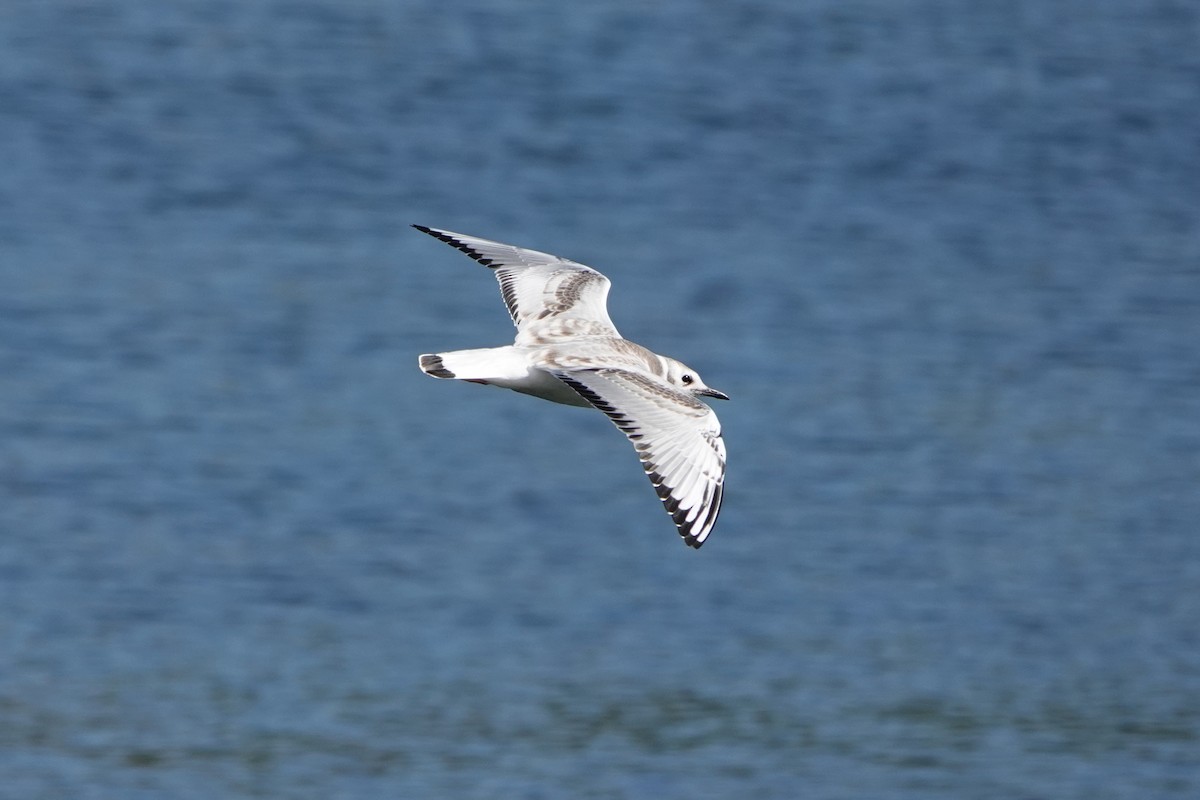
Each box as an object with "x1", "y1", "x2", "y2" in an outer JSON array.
[{"x1": 698, "y1": 387, "x2": 730, "y2": 401}]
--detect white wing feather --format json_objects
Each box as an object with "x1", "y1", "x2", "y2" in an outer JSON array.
[
  {"x1": 551, "y1": 368, "x2": 725, "y2": 548},
  {"x1": 413, "y1": 226, "x2": 620, "y2": 345}
]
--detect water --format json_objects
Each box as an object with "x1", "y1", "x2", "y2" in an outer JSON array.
[{"x1": 2, "y1": 1, "x2": 1198, "y2": 797}]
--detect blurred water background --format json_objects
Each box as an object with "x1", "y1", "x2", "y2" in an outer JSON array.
[{"x1": 2, "y1": 1, "x2": 1198, "y2": 798}]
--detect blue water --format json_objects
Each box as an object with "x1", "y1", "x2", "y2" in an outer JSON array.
[{"x1": 2, "y1": 1, "x2": 1198, "y2": 797}]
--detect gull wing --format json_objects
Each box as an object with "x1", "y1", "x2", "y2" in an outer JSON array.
[
  {"x1": 413, "y1": 225, "x2": 620, "y2": 344},
  {"x1": 551, "y1": 368, "x2": 726, "y2": 548}
]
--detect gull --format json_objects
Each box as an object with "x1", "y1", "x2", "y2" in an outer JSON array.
[{"x1": 414, "y1": 225, "x2": 728, "y2": 548}]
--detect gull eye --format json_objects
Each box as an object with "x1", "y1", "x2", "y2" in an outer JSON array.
[{"x1": 681, "y1": 374, "x2": 694, "y2": 385}]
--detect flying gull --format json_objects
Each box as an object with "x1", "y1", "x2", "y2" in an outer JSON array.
[{"x1": 415, "y1": 225, "x2": 728, "y2": 548}]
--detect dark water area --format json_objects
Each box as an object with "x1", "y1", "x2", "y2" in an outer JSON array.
[{"x1": 2, "y1": 1, "x2": 1198, "y2": 797}]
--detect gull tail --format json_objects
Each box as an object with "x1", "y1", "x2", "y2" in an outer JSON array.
[{"x1": 419, "y1": 347, "x2": 519, "y2": 382}]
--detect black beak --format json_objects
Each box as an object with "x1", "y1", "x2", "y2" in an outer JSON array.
[{"x1": 698, "y1": 387, "x2": 730, "y2": 401}]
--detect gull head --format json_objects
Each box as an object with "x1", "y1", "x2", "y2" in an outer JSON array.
[{"x1": 664, "y1": 358, "x2": 729, "y2": 402}]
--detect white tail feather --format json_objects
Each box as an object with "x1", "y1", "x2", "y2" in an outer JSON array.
[{"x1": 418, "y1": 347, "x2": 527, "y2": 381}]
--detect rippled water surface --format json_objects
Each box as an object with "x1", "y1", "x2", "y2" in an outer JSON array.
[{"x1": 2, "y1": 2, "x2": 1198, "y2": 798}]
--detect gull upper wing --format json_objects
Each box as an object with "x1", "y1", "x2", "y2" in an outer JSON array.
[
  {"x1": 413, "y1": 225, "x2": 620, "y2": 344},
  {"x1": 550, "y1": 367, "x2": 726, "y2": 548}
]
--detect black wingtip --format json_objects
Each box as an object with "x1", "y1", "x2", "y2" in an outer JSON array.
[
  {"x1": 413, "y1": 224, "x2": 451, "y2": 241},
  {"x1": 411, "y1": 225, "x2": 497, "y2": 267}
]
